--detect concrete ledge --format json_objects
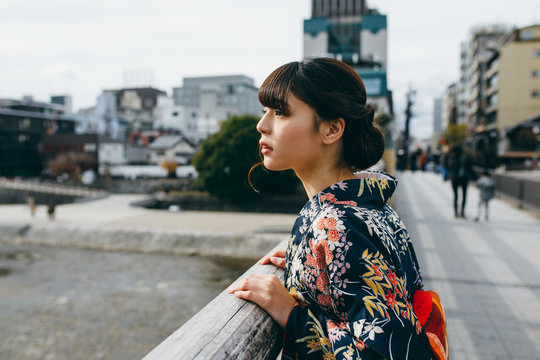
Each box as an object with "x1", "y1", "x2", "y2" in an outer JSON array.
[
  {"x1": 0, "y1": 223, "x2": 286, "y2": 261},
  {"x1": 0, "y1": 223, "x2": 29, "y2": 242}
]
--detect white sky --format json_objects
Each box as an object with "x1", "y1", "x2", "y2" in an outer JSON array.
[{"x1": 1, "y1": 0, "x2": 539, "y2": 139}]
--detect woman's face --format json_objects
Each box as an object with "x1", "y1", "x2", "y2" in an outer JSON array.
[{"x1": 256, "y1": 94, "x2": 323, "y2": 173}]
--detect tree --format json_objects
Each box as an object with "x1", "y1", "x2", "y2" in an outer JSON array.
[
  {"x1": 161, "y1": 159, "x2": 178, "y2": 178},
  {"x1": 440, "y1": 124, "x2": 468, "y2": 148},
  {"x1": 47, "y1": 152, "x2": 96, "y2": 179},
  {"x1": 192, "y1": 115, "x2": 300, "y2": 200}
]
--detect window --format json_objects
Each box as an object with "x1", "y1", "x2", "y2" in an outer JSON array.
[
  {"x1": 18, "y1": 134, "x2": 29, "y2": 143},
  {"x1": 19, "y1": 118, "x2": 31, "y2": 130},
  {"x1": 521, "y1": 31, "x2": 533, "y2": 40},
  {"x1": 488, "y1": 74, "x2": 499, "y2": 88},
  {"x1": 533, "y1": 70, "x2": 540, "y2": 78},
  {"x1": 533, "y1": 50, "x2": 540, "y2": 58},
  {"x1": 532, "y1": 91, "x2": 540, "y2": 98},
  {"x1": 488, "y1": 93, "x2": 498, "y2": 106},
  {"x1": 363, "y1": 78, "x2": 382, "y2": 96}
]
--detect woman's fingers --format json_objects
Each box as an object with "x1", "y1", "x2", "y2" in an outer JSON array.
[
  {"x1": 270, "y1": 256, "x2": 286, "y2": 268},
  {"x1": 227, "y1": 274, "x2": 270, "y2": 293},
  {"x1": 259, "y1": 248, "x2": 286, "y2": 265},
  {"x1": 227, "y1": 274, "x2": 296, "y2": 328}
]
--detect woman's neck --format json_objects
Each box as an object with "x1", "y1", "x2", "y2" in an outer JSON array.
[{"x1": 296, "y1": 163, "x2": 356, "y2": 199}]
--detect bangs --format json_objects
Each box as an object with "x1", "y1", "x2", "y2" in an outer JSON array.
[{"x1": 258, "y1": 62, "x2": 299, "y2": 116}]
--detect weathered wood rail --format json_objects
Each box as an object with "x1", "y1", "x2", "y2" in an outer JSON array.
[{"x1": 143, "y1": 240, "x2": 288, "y2": 360}]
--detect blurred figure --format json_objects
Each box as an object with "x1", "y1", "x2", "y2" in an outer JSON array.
[
  {"x1": 409, "y1": 149, "x2": 420, "y2": 172},
  {"x1": 47, "y1": 202, "x2": 56, "y2": 220},
  {"x1": 446, "y1": 145, "x2": 474, "y2": 218},
  {"x1": 440, "y1": 145, "x2": 450, "y2": 181},
  {"x1": 475, "y1": 171, "x2": 496, "y2": 222},
  {"x1": 419, "y1": 151, "x2": 428, "y2": 171},
  {"x1": 26, "y1": 196, "x2": 37, "y2": 217}
]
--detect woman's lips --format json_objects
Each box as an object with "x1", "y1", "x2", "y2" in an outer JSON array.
[{"x1": 260, "y1": 142, "x2": 273, "y2": 155}]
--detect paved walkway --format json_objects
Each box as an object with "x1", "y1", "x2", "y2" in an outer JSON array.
[
  {"x1": 0, "y1": 194, "x2": 298, "y2": 234},
  {"x1": 394, "y1": 171, "x2": 540, "y2": 360}
]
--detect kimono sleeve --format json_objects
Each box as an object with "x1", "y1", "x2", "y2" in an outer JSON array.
[{"x1": 282, "y1": 209, "x2": 431, "y2": 360}]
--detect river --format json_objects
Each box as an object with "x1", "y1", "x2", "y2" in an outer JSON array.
[{"x1": 0, "y1": 243, "x2": 248, "y2": 360}]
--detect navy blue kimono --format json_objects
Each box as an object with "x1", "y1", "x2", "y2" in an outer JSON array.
[{"x1": 282, "y1": 172, "x2": 431, "y2": 360}]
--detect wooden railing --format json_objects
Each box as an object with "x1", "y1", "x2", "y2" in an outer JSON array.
[{"x1": 143, "y1": 240, "x2": 288, "y2": 360}]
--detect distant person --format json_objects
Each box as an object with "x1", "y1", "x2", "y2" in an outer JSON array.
[
  {"x1": 475, "y1": 171, "x2": 496, "y2": 222},
  {"x1": 26, "y1": 196, "x2": 37, "y2": 217},
  {"x1": 419, "y1": 151, "x2": 428, "y2": 172},
  {"x1": 227, "y1": 58, "x2": 447, "y2": 360},
  {"x1": 47, "y1": 203, "x2": 56, "y2": 220},
  {"x1": 446, "y1": 145, "x2": 474, "y2": 218},
  {"x1": 409, "y1": 149, "x2": 419, "y2": 172}
]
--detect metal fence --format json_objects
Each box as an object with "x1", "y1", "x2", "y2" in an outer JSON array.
[{"x1": 493, "y1": 173, "x2": 540, "y2": 210}]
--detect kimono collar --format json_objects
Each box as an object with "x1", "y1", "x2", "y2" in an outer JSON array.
[{"x1": 316, "y1": 171, "x2": 397, "y2": 209}]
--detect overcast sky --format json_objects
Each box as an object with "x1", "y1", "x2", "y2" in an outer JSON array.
[{"x1": 1, "y1": 0, "x2": 539, "y2": 139}]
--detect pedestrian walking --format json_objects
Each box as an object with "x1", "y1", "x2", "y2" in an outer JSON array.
[
  {"x1": 446, "y1": 145, "x2": 474, "y2": 218},
  {"x1": 47, "y1": 202, "x2": 56, "y2": 220},
  {"x1": 26, "y1": 195, "x2": 37, "y2": 217},
  {"x1": 475, "y1": 170, "x2": 496, "y2": 222},
  {"x1": 228, "y1": 58, "x2": 447, "y2": 360}
]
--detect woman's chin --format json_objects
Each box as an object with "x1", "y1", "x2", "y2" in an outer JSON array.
[{"x1": 263, "y1": 160, "x2": 289, "y2": 172}]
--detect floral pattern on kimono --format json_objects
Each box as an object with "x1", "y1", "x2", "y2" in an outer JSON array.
[{"x1": 282, "y1": 172, "x2": 431, "y2": 360}]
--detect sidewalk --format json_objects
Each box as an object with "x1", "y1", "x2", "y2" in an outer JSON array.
[
  {"x1": 394, "y1": 171, "x2": 540, "y2": 360},
  {"x1": 0, "y1": 194, "x2": 298, "y2": 234}
]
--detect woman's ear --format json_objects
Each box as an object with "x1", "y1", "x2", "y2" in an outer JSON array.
[{"x1": 320, "y1": 118, "x2": 345, "y2": 145}]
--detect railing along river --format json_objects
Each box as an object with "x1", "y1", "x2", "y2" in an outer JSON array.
[{"x1": 143, "y1": 239, "x2": 288, "y2": 360}]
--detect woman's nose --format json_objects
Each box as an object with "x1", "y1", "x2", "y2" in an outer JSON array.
[{"x1": 256, "y1": 115, "x2": 270, "y2": 135}]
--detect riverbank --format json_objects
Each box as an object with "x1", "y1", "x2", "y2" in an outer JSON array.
[{"x1": 0, "y1": 194, "x2": 297, "y2": 262}]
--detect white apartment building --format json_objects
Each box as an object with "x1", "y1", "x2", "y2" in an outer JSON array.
[{"x1": 172, "y1": 75, "x2": 261, "y2": 144}]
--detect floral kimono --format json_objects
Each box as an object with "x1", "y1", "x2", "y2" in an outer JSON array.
[{"x1": 282, "y1": 172, "x2": 431, "y2": 360}]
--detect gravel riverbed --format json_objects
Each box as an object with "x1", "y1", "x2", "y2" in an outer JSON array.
[{"x1": 0, "y1": 243, "x2": 248, "y2": 360}]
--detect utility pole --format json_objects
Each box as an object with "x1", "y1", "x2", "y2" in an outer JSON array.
[{"x1": 403, "y1": 86, "x2": 416, "y2": 167}]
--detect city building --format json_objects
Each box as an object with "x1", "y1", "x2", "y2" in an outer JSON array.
[
  {"x1": 50, "y1": 95, "x2": 73, "y2": 114},
  {"x1": 0, "y1": 97, "x2": 76, "y2": 177},
  {"x1": 153, "y1": 95, "x2": 198, "y2": 142},
  {"x1": 303, "y1": 0, "x2": 391, "y2": 114},
  {"x1": 456, "y1": 42, "x2": 473, "y2": 126},
  {"x1": 172, "y1": 75, "x2": 261, "y2": 144},
  {"x1": 76, "y1": 87, "x2": 167, "y2": 140},
  {"x1": 433, "y1": 98, "x2": 442, "y2": 134},
  {"x1": 98, "y1": 136, "x2": 126, "y2": 166},
  {"x1": 474, "y1": 24, "x2": 540, "y2": 167},
  {"x1": 441, "y1": 83, "x2": 458, "y2": 131},
  {"x1": 432, "y1": 98, "x2": 442, "y2": 150},
  {"x1": 148, "y1": 135, "x2": 196, "y2": 166},
  {"x1": 495, "y1": 25, "x2": 540, "y2": 130},
  {"x1": 464, "y1": 25, "x2": 508, "y2": 132}
]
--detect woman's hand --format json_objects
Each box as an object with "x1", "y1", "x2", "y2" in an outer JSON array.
[
  {"x1": 259, "y1": 248, "x2": 286, "y2": 268},
  {"x1": 227, "y1": 274, "x2": 296, "y2": 328}
]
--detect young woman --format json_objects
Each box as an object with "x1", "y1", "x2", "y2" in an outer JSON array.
[{"x1": 228, "y1": 58, "x2": 433, "y2": 359}]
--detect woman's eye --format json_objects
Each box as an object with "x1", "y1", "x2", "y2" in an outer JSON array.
[
  {"x1": 274, "y1": 110, "x2": 284, "y2": 116},
  {"x1": 262, "y1": 109, "x2": 267, "y2": 115}
]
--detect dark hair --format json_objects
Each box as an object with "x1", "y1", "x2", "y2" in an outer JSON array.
[{"x1": 258, "y1": 57, "x2": 384, "y2": 170}]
